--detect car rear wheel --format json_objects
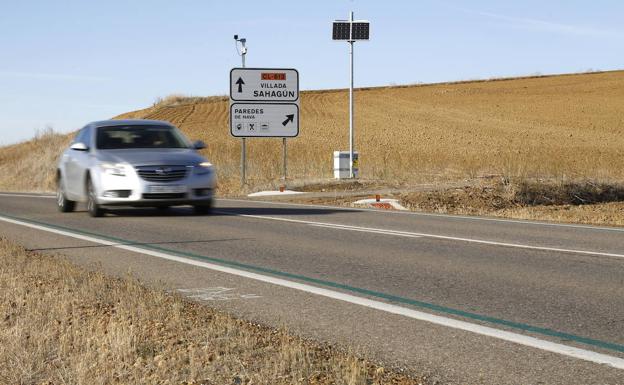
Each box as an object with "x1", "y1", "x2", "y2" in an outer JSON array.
[
  {"x1": 87, "y1": 179, "x2": 104, "y2": 217},
  {"x1": 57, "y1": 176, "x2": 75, "y2": 213}
]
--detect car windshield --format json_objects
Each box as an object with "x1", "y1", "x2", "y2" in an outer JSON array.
[{"x1": 96, "y1": 125, "x2": 189, "y2": 149}]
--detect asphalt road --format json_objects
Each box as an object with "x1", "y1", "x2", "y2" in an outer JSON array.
[{"x1": 1, "y1": 193, "x2": 623, "y2": 384}]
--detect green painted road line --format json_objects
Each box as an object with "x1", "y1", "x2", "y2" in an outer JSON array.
[{"x1": 2, "y1": 212, "x2": 623, "y2": 355}]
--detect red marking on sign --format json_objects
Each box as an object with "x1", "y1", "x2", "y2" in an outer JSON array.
[{"x1": 261, "y1": 73, "x2": 286, "y2": 80}]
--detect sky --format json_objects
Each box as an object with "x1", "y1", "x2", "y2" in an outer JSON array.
[{"x1": 1, "y1": 0, "x2": 622, "y2": 145}]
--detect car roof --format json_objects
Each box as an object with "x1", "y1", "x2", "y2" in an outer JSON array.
[{"x1": 87, "y1": 119, "x2": 175, "y2": 129}]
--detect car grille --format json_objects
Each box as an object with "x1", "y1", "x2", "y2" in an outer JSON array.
[
  {"x1": 142, "y1": 193, "x2": 186, "y2": 200},
  {"x1": 136, "y1": 165, "x2": 188, "y2": 182}
]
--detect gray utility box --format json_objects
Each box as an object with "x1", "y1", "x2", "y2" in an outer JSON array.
[{"x1": 333, "y1": 151, "x2": 359, "y2": 179}]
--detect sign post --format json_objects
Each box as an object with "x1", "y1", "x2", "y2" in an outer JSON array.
[
  {"x1": 332, "y1": 12, "x2": 370, "y2": 178},
  {"x1": 282, "y1": 137, "x2": 287, "y2": 181},
  {"x1": 229, "y1": 68, "x2": 300, "y2": 182},
  {"x1": 234, "y1": 35, "x2": 248, "y2": 185}
]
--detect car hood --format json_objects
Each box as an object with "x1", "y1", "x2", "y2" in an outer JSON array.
[{"x1": 96, "y1": 148, "x2": 206, "y2": 166}]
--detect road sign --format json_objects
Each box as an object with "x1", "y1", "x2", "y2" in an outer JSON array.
[
  {"x1": 230, "y1": 67, "x2": 300, "y2": 138},
  {"x1": 230, "y1": 103, "x2": 299, "y2": 137},
  {"x1": 230, "y1": 67, "x2": 300, "y2": 182},
  {"x1": 230, "y1": 68, "x2": 299, "y2": 102}
]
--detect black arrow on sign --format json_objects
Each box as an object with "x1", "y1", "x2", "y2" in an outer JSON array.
[
  {"x1": 235, "y1": 77, "x2": 245, "y2": 93},
  {"x1": 282, "y1": 114, "x2": 294, "y2": 126}
]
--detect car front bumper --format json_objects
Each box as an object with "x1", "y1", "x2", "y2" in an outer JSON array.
[{"x1": 94, "y1": 166, "x2": 216, "y2": 206}]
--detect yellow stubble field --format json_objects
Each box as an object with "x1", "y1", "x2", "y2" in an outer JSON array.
[{"x1": 118, "y1": 71, "x2": 624, "y2": 194}]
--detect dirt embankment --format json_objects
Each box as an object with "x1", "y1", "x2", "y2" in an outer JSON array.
[
  {"x1": 285, "y1": 178, "x2": 624, "y2": 227},
  {"x1": 398, "y1": 179, "x2": 624, "y2": 226}
]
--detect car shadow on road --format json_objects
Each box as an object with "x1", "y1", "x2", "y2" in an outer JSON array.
[
  {"x1": 212, "y1": 206, "x2": 351, "y2": 216},
  {"x1": 76, "y1": 206, "x2": 351, "y2": 217}
]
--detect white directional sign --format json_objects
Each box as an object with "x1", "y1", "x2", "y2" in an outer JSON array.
[
  {"x1": 230, "y1": 68, "x2": 299, "y2": 102},
  {"x1": 229, "y1": 67, "x2": 300, "y2": 138},
  {"x1": 230, "y1": 103, "x2": 299, "y2": 137}
]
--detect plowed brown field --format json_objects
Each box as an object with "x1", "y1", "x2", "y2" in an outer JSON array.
[
  {"x1": 1, "y1": 71, "x2": 623, "y2": 196},
  {"x1": 117, "y1": 71, "x2": 624, "y2": 194}
]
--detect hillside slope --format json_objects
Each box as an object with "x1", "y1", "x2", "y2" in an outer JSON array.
[{"x1": 1, "y1": 71, "x2": 623, "y2": 194}]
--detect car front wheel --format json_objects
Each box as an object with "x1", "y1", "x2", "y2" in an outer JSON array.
[
  {"x1": 57, "y1": 176, "x2": 76, "y2": 213},
  {"x1": 86, "y1": 178, "x2": 104, "y2": 217}
]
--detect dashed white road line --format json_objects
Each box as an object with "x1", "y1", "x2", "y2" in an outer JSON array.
[
  {"x1": 0, "y1": 213, "x2": 623, "y2": 369},
  {"x1": 216, "y1": 211, "x2": 624, "y2": 260},
  {"x1": 310, "y1": 223, "x2": 423, "y2": 238},
  {"x1": 221, "y1": 197, "x2": 624, "y2": 233}
]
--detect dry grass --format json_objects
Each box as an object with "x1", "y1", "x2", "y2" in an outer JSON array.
[
  {"x1": 495, "y1": 201, "x2": 624, "y2": 226},
  {"x1": 153, "y1": 94, "x2": 228, "y2": 108},
  {"x1": 0, "y1": 128, "x2": 71, "y2": 192},
  {"x1": 398, "y1": 179, "x2": 624, "y2": 211},
  {"x1": 0, "y1": 238, "x2": 421, "y2": 385}
]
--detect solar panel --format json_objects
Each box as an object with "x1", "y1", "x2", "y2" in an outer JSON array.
[
  {"x1": 351, "y1": 22, "x2": 370, "y2": 40},
  {"x1": 332, "y1": 20, "x2": 370, "y2": 41},
  {"x1": 332, "y1": 22, "x2": 351, "y2": 40}
]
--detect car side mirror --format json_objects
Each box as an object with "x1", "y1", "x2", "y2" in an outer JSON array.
[
  {"x1": 70, "y1": 142, "x2": 89, "y2": 151},
  {"x1": 192, "y1": 140, "x2": 206, "y2": 150}
]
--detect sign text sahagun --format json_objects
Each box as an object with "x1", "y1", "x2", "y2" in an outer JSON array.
[
  {"x1": 254, "y1": 85, "x2": 295, "y2": 99},
  {"x1": 230, "y1": 68, "x2": 299, "y2": 102}
]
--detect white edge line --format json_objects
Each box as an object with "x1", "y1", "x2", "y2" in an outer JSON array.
[
  {"x1": 219, "y1": 197, "x2": 624, "y2": 233},
  {"x1": 2, "y1": 192, "x2": 623, "y2": 233},
  {"x1": 0, "y1": 214, "x2": 622, "y2": 369},
  {"x1": 0, "y1": 193, "x2": 56, "y2": 199},
  {"x1": 215, "y1": 211, "x2": 624, "y2": 260}
]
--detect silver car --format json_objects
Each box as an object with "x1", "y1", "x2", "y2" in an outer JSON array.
[{"x1": 56, "y1": 119, "x2": 216, "y2": 217}]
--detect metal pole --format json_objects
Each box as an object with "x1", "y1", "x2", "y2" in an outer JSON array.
[
  {"x1": 240, "y1": 40, "x2": 247, "y2": 186},
  {"x1": 349, "y1": 11, "x2": 355, "y2": 178},
  {"x1": 241, "y1": 138, "x2": 246, "y2": 185},
  {"x1": 282, "y1": 137, "x2": 287, "y2": 180}
]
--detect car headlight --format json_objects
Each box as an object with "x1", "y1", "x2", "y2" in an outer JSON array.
[
  {"x1": 195, "y1": 161, "x2": 213, "y2": 175},
  {"x1": 99, "y1": 162, "x2": 127, "y2": 176}
]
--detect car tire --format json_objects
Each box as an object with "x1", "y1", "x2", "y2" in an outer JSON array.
[
  {"x1": 86, "y1": 178, "x2": 104, "y2": 218},
  {"x1": 193, "y1": 201, "x2": 212, "y2": 215},
  {"x1": 57, "y1": 176, "x2": 75, "y2": 213}
]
